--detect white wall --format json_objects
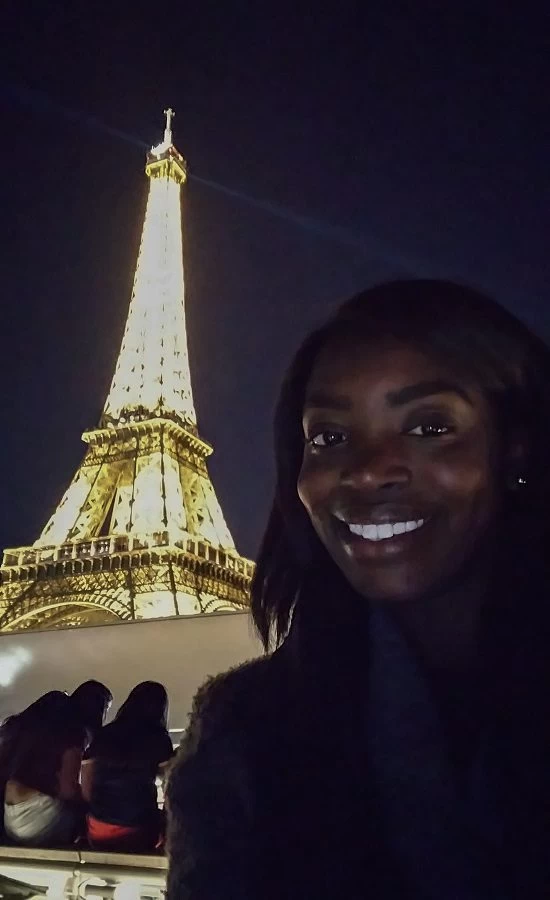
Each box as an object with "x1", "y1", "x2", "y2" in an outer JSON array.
[{"x1": 0, "y1": 612, "x2": 262, "y2": 734}]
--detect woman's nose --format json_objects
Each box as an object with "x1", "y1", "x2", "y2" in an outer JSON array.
[{"x1": 340, "y1": 441, "x2": 412, "y2": 491}]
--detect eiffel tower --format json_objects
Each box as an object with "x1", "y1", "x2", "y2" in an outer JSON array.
[{"x1": 0, "y1": 111, "x2": 253, "y2": 632}]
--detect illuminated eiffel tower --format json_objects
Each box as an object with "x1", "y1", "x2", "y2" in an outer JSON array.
[{"x1": 0, "y1": 110, "x2": 253, "y2": 632}]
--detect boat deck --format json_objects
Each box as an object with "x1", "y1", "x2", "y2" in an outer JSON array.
[{"x1": 0, "y1": 844, "x2": 167, "y2": 899}]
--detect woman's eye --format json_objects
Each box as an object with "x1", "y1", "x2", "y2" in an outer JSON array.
[
  {"x1": 308, "y1": 430, "x2": 347, "y2": 448},
  {"x1": 407, "y1": 423, "x2": 452, "y2": 437}
]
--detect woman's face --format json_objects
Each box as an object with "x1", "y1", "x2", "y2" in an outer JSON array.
[{"x1": 298, "y1": 336, "x2": 501, "y2": 603}]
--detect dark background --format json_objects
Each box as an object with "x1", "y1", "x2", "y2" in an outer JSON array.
[{"x1": 0, "y1": 3, "x2": 548, "y2": 559}]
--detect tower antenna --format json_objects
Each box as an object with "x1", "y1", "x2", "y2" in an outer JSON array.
[{"x1": 164, "y1": 107, "x2": 174, "y2": 144}]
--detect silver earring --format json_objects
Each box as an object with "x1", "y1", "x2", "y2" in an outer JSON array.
[{"x1": 507, "y1": 473, "x2": 527, "y2": 491}]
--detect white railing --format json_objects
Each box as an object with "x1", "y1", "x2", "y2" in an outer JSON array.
[
  {"x1": 0, "y1": 845, "x2": 166, "y2": 900},
  {"x1": 2, "y1": 535, "x2": 254, "y2": 578}
]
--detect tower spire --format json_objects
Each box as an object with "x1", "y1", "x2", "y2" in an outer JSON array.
[
  {"x1": 164, "y1": 107, "x2": 174, "y2": 144},
  {"x1": 102, "y1": 111, "x2": 194, "y2": 430}
]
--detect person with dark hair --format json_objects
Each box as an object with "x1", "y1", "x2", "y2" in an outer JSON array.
[
  {"x1": 82, "y1": 681, "x2": 173, "y2": 852},
  {"x1": 166, "y1": 280, "x2": 550, "y2": 899},
  {"x1": 1, "y1": 691, "x2": 85, "y2": 846},
  {"x1": 70, "y1": 680, "x2": 112, "y2": 742}
]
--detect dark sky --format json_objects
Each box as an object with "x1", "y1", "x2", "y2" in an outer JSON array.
[{"x1": 0, "y1": 4, "x2": 548, "y2": 560}]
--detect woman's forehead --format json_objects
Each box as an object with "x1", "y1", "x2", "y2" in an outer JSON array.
[{"x1": 307, "y1": 334, "x2": 463, "y2": 391}]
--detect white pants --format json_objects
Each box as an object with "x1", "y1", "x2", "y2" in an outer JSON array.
[{"x1": 4, "y1": 793, "x2": 78, "y2": 845}]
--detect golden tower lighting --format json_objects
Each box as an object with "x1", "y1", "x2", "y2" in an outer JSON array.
[{"x1": 0, "y1": 110, "x2": 253, "y2": 632}]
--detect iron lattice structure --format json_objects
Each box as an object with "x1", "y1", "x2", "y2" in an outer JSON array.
[{"x1": 0, "y1": 111, "x2": 253, "y2": 632}]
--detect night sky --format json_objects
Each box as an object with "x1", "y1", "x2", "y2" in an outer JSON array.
[{"x1": 1, "y1": 5, "x2": 548, "y2": 560}]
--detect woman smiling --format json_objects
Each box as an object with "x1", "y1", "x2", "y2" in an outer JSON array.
[{"x1": 167, "y1": 280, "x2": 550, "y2": 899}]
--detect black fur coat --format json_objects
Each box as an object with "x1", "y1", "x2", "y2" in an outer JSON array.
[{"x1": 166, "y1": 592, "x2": 550, "y2": 900}]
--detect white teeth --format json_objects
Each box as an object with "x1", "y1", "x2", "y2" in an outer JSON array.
[
  {"x1": 346, "y1": 519, "x2": 425, "y2": 541},
  {"x1": 348, "y1": 523, "x2": 363, "y2": 536}
]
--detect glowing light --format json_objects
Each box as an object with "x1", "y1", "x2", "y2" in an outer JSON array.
[
  {"x1": 0, "y1": 645, "x2": 32, "y2": 687},
  {"x1": 35, "y1": 468, "x2": 97, "y2": 547},
  {"x1": 150, "y1": 106, "x2": 175, "y2": 157},
  {"x1": 103, "y1": 172, "x2": 195, "y2": 427}
]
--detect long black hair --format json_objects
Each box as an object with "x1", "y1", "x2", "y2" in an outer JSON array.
[
  {"x1": 251, "y1": 280, "x2": 550, "y2": 649},
  {"x1": 70, "y1": 680, "x2": 112, "y2": 735},
  {"x1": 115, "y1": 681, "x2": 168, "y2": 730},
  {"x1": 0, "y1": 691, "x2": 84, "y2": 794}
]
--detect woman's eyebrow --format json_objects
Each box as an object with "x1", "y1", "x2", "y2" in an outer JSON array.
[
  {"x1": 386, "y1": 380, "x2": 473, "y2": 407},
  {"x1": 303, "y1": 390, "x2": 352, "y2": 411},
  {"x1": 303, "y1": 380, "x2": 472, "y2": 412}
]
